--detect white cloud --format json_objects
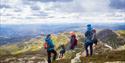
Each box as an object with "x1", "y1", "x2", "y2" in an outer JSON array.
[{"x1": 0, "y1": 0, "x2": 125, "y2": 24}]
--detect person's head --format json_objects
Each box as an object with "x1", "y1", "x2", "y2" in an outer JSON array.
[
  {"x1": 70, "y1": 31, "x2": 75, "y2": 36},
  {"x1": 61, "y1": 44, "x2": 65, "y2": 48},
  {"x1": 93, "y1": 29, "x2": 96, "y2": 33},
  {"x1": 87, "y1": 24, "x2": 92, "y2": 31},
  {"x1": 46, "y1": 34, "x2": 51, "y2": 38},
  {"x1": 87, "y1": 24, "x2": 91, "y2": 27}
]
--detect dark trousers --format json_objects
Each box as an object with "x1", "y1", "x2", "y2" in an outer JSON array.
[
  {"x1": 70, "y1": 43, "x2": 76, "y2": 50},
  {"x1": 47, "y1": 49, "x2": 57, "y2": 63},
  {"x1": 85, "y1": 42, "x2": 93, "y2": 56},
  {"x1": 59, "y1": 49, "x2": 65, "y2": 58}
]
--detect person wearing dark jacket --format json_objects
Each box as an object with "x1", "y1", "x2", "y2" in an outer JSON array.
[
  {"x1": 84, "y1": 24, "x2": 94, "y2": 56},
  {"x1": 59, "y1": 44, "x2": 65, "y2": 58},
  {"x1": 45, "y1": 34, "x2": 57, "y2": 63}
]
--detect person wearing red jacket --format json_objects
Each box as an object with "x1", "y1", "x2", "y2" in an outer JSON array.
[{"x1": 70, "y1": 32, "x2": 78, "y2": 50}]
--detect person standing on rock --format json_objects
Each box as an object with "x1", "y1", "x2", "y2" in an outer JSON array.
[
  {"x1": 70, "y1": 32, "x2": 78, "y2": 50},
  {"x1": 84, "y1": 24, "x2": 94, "y2": 56},
  {"x1": 92, "y1": 29, "x2": 98, "y2": 45},
  {"x1": 44, "y1": 34, "x2": 57, "y2": 63}
]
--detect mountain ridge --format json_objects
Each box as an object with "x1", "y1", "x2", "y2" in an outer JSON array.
[{"x1": 0, "y1": 29, "x2": 125, "y2": 63}]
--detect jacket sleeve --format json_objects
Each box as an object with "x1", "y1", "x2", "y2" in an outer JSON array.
[{"x1": 85, "y1": 31, "x2": 87, "y2": 37}]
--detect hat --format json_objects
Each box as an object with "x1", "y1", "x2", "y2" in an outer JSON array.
[
  {"x1": 70, "y1": 31, "x2": 75, "y2": 35},
  {"x1": 87, "y1": 24, "x2": 91, "y2": 27},
  {"x1": 87, "y1": 24, "x2": 92, "y2": 31}
]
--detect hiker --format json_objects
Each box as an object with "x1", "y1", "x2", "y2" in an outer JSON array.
[
  {"x1": 84, "y1": 24, "x2": 94, "y2": 56},
  {"x1": 92, "y1": 29, "x2": 98, "y2": 45},
  {"x1": 59, "y1": 44, "x2": 65, "y2": 58},
  {"x1": 44, "y1": 34, "x2": 57, "y2": 63},
  {"x1": 70, "y1": 32, "x2": 78, "y2": 50}
]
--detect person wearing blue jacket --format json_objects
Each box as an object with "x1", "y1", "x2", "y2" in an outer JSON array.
[
  {"x1": 84, "y1": 24, "x2": 94, "y2": 57},
  {"x1": 45, "y1": 34, "x2": 57, "y2": 63}
]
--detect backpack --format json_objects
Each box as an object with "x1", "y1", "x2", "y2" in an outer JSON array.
[
  {"x1": 45, "y1": 38, "x2": 54, "y2": 48},
  {"x1": 93, "y1": 38, "x2": 98, "y2": 45},
  {"x1": 85, "y1": 30, "x2": 93, "y2": 40},
  {"x1": 44, "y1": 42, "x2": 48, "y2": 49}
]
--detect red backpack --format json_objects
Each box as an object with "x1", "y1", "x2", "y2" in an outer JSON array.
[{"x1": 44, "y1": 42, "x2": 48, "y2": 49}]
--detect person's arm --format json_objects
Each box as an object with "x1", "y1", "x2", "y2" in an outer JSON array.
[
  {"x1": 84, "y1": 31, "x2": 88, "y2": 40},
  {"x1": 92, "y1": 33, "x2": 95, "y2": 40},
  {"x1": 85, "y1": 31, "x2": 87, "y2": 37}
]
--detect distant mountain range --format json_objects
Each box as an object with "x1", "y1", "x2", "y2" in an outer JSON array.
[{"x1": 0, "y1": 23, "x2": 125, "y2": 45}]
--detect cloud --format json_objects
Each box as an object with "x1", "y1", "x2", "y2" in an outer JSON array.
[
  {"x1": 110, "y1": 0, "x2": 125, "y2": 10},
  {"x1": 0, "y1": 0, "x2": 125, "y2": 24},
  {"x1": 32, "y1": 11, "x2": 48, "y2": 16},
  {"x1": 30, "y1": 5, "x2": 40, "y2": 10},
  {"x1": 27, "y1": 0, "x2": 73, "y2": 2},
  {"x1": 0, "y1": 4, "x2": 11, "y2": 8},
  {"x1": 47, "y1": 0, "x2": 110, "y2": 13}
]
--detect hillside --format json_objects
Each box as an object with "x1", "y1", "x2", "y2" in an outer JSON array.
[
  {"x1": 97, "y1": 29, "x2": 125, "y2": 48},
  {"x1": 0, "y1": 29, "x2": 125, "y2": 63},
  {"x1": 54, "y1": 49, "x2": 125, "y2": 63}
]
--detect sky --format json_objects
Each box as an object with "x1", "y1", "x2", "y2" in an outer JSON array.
[{"x1": 0, "y1": 0, "x2": 125, "y2": 24}]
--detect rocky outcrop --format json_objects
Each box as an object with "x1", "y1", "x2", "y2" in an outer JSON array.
[
  {"x1": 97, "y1": 29, "x2": 118, "y2": 40},
  {"x1": 0, "y1": 55, "x2": 47, "y2": 63},
  {"x1": 71, "y1": 52, "x2": 81, "y2": 63},
  {"x1": 93, "y1": 42, "x2": 113, "y2": 55},
  {"x1": 97, "y1": 29, "x2": 125, "y2": 48}
]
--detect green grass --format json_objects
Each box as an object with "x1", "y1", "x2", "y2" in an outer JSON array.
[
  {"x1": 53, "y1": 50, "x2": 125, "y2": 63},
  {"x1": 0, "y1": 38, "x2": 44, "y2": 56},
  {"x1": 116, "y1": 30, "x2": 125, "y2": 37},
  {"x1": 0, "y1": 32, "x2": 74, "y2": 56},
  {"x1": 80, "y1": 50, "x2": 125, "y2": 63}
]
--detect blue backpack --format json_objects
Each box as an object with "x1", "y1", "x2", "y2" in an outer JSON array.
[
  {"x1": 45, "y1": 38, "x2": 54, "y2": 48},
  {"x1": 85, "y1": 30, "x2": 93, "y2": 43}
]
